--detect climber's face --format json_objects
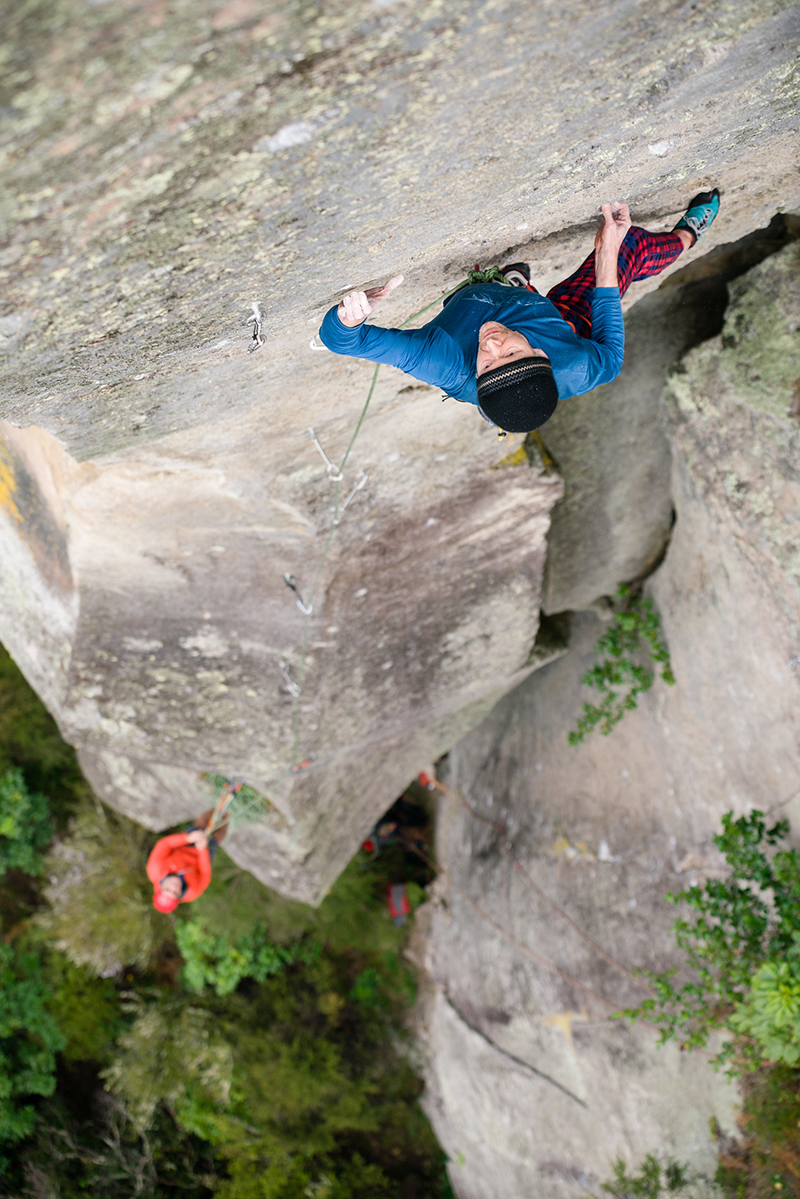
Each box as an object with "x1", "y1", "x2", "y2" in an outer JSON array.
[
  {"x1": 159, "y1": 874, "x2": 183, "y2": 899},
  {"x1": 476, "y1": 323, "x2": 548, "y2": 377}
]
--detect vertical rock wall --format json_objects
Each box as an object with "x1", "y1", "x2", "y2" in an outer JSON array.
[{"x1": 417, "y1": 242, "x2": 800, "y2": 1195}]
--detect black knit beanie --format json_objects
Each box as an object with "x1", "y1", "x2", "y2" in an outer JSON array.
[{"x1": 477, "y1": 356, "x2": 559, "y2": 432}]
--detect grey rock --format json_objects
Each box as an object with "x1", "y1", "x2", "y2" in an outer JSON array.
[
  {"x1": 0, "y1": 412, "x2": 561, "y2": 900},
  {"x1": 0, "y1": 0, "x2": 798, "y2": 894},
  {"x1": 417, "y1": 236, "x2": 800, "y2": 1197}
]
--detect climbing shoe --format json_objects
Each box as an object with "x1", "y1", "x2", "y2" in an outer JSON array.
[
  {"x1": 500, "y1": 261, "x2": 532, "y2": 287},
  {"x1": 674, "y1": 188, "x2": 721, "y2": 244}
]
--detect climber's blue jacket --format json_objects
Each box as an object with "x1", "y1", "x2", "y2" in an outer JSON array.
[{"x1": 319, "y1": 282, "x2": 624, "y2": 404}]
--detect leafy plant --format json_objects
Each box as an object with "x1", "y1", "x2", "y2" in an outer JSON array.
[
  {"x1": 569, "y1": 586, "x2": 675, "y2": 745},
  {"x1": 214, "y1": 1149, "x2": 396, "y2": 1199},
  {"x1": 0, "y1": 767, "x2": 53, "y2": 877},
  {"x1": 39, "y1": 798, "x2": 172, "y2": 976},
  {"x1": 593, "y1": 1153, "x2": 697, "y2": 1198},
  {"x1": 175, "y1": 918, "x2": 319, "y2": 996},
  {"x1": 621, "y1": 811, "x2": 800, "y2": 1066},
  {"x1": 0, "y1": 941, "x2": 64, "y2": 1148},
  {"x1": 728, "y1": 948, "x2": 800, "y2": 1066}
]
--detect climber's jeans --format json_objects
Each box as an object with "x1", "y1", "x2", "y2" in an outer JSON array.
[{"x1": 541, "y1": 226, "x2": 685, "y2": 339}]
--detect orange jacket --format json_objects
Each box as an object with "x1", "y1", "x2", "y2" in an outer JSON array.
[{"x1": 146, "y1": 833, "x2": 212, "y2": 904}]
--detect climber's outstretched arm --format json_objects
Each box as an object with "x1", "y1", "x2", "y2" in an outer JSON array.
[{"x1": 319, "y1": 278, "x2": 464, "y2": 393}]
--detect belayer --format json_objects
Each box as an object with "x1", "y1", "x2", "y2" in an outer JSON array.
[
  {"x1": 147, "y1": 809, "x2": 228, "y2": 912},
  {"x1": 319, "y1": 191, "x2": 720, "y2": 434}
]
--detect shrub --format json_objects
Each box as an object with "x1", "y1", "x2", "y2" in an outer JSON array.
[
  {"x1": 175, "y1": 918, "x2": 319, "y2": 996},
  {"x1": 569, "y1": 586, "x2": 675, "y2": 745},
  {"x1": 103, "y1": 998, "x2": 233, "y2": 1136},
  {"x1": 620, "y1": 810, "x2": 800, "y2": 1065},
  {"x1": 0, "y1": 941, "x2": 64, "y2": 1149},
  {"x1": 214, "y1": 1148, "x2": 396, "y2": 1199},
  {"x1": 0, "y1": 767, "x2": 53, "y2": 877},
  {"x1": 721, "y1": 1064, "x2": 800, "y2": 1193},
  {"x1": 39, "y1": 798, "x2": 171, "y2": 976}
]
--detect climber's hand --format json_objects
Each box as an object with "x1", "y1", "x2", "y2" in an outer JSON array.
[
  {"x1": 337, "y1": 274, "x2": 404, "y2": 327},
  {"x1": 594, "y1": 202, "x2": 631, "y2": 287},
  {"x1": 186, "y1": 829, "x2": 209, "y2": 852},
  {"x1": 595, "y1": 202, "x2": 631, "y2": 253}
]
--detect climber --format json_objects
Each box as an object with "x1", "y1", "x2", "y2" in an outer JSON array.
[
  {"x1": 362, "y1": 795, "x2": 430, "y2": 857},
  {"x1": 318, "y1": 190, "x2": 721, "y2": 433},
  {"x1": 147, "y1": 809, "x2": 229, "y2": 913}
]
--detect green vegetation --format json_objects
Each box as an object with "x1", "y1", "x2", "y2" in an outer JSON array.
[
  {"x1": 621, "y1": 810, "x2": 800, "y2": 1064},
  {"x1": 0, "y1": 641, "x2": 449, "y2": 1197},
  {"x1": 103, "y1": 999, "x2": 234, "y2": 1135},
  {"x1": 728, "y1": 952, "x2": 800, "y2": 1067},
  {"x1": 176, "y1": 918, "x2": 320, "y2": 995},
  {"x1": 569, "y1": 586, "x2": 675, "y2": 745},
  {"x1": 0, "y1": 646, "x2": 87, "y2": 819},
  {"x1": 201, "y1": 774, "x2": 277, "y2": 829},
  {"x1": 43, "y1": 953, "x2": 121, "y2": 1063},
  {"x1": 0, "y1": 942, "x2": 64, "y2": 1150},
  {"x1": 621, "y1": 809, "x2": 800, "y2": 1195},
  {"x1": 592, "y1": 1154, "x2": 701, "y2": 1198},
  {"x1": 0, "y1": 768, "x2": 53, "y2": 878},
  {"x1": 39, "y1": 796, "x2": 172, "y2": 975}
]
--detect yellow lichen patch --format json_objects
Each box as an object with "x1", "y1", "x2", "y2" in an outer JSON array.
[
  {"x1": 544, "y1": 1010, "x2": 587, "y2": 1051},
  {"x1": 0, "y1": 433, "x2": 73, "y2": 593},
  {"x1": 0, "y1": 440, "x2": 22, "y2": 526},
  {"x1": 551, "y1": 834, "x2": 595, "y2": 862},
  {"x1": 491, "y1": 445, "x2": 528, "y2": 470},
  {"x1": 527, "y1": 430, "x2": 556, "y2": 475}
]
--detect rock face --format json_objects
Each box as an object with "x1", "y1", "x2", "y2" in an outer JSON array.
[
  {"x1": 3, "y1": 0, "x2": 800, "y2": 1189},
  {"x1": 1, "y1": 0, "x2": 799, "y2": 899},
  {"x1": 0, "y1": 410, "x2": 562, "y2": 899},
  {"x1": 415, "y1": 244, "x2": 800, "y2": 1194}
]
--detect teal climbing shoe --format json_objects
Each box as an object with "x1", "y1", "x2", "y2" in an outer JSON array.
[{"x1": 674, "y1": 188, "x2": 721, "y2": 244}]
